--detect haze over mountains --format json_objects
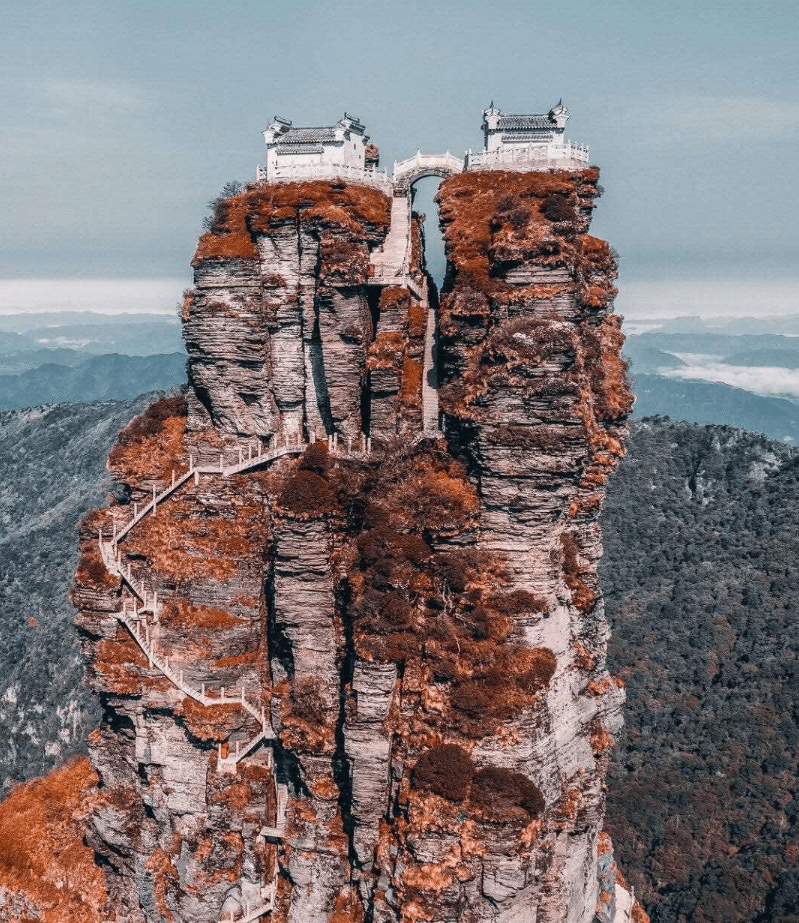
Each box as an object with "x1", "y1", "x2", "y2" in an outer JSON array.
[
  {"x1": 2, "y1": 309, "x2": 799, "y2": 443},
  {"x1": 0, "y1": 311, "x2": 182, "y2": 356},
  {"x1": 0, "y1": 312, "x2": 185, "y2": 410},
  {"x1": 616, "y1": 314, "x2": 799, "y2": 442}
]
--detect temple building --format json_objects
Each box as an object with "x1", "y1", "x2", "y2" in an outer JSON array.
[
  {"x1": 261, "y1": 113, "x2": 373, "y2": 180},
  {"x1": 481, "y1": 100, "x2": 570, "y2": 152}
]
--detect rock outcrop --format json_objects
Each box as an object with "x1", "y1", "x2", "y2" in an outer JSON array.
[{"x1": 71, "y1": 167, "x2": 643, "y2": 923}]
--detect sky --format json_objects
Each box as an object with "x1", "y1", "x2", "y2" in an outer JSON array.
[{"x1": 1, "y1": 0, "x2": 797, "y2": 318}]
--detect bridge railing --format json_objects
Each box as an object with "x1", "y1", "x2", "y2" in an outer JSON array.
[
  {"x1": 393, "y1": 150, "x2": 465, "y2": 180},
  {"x1": 255, "y1": 162, "x2": 393, "y2": 193},
  {"x1": 465, "y1": 141, "x2": 590, "y2": 170}
]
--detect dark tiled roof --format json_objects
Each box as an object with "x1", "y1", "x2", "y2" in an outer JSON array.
[
  {"x1": 501, "y1": 132, "x2": 554, "y2": 142},
  {"x1": 276, "y1": 142, "x2": 324, "y2": 154},
  {"x1": 495, "y1": 115, "x2": 555, "y2": 130},
  {"x1": 280, "y1": 127, "x2": 337, "y2": 143}
]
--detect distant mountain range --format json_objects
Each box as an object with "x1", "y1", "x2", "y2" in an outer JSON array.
[
  {"x1": 633, "y1": 330, "x2": 799, "y2": 359},
  {"x1": 631, "y1": 373, "x2": 799, "y2": 443},
  {"x1": 0, "y1": 313, "x2": 181, "y2": 356},
  {"x1": 720, "y1": 348, "x2": 799, "y2": 368},
  {"x1": 0, "y1": 353, "x2": 186, "y2": 412},
  {"x1": 623, "y1": 328, "x2": 799, "y2": 441}
]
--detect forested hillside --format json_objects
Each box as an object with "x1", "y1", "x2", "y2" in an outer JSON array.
[
  {"x1": 602, "y1": 419, "x2": 799, "y2": 923},
  {"x1": 0, "y1": 395, "x2": 155, "y2": 790}
]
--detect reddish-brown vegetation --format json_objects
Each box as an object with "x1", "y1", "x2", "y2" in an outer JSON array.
[
  {"x1": 108, "y1": 395, "x2": 187, "y2": 483},
  {"x1": 74, "y1": 538, "x2": 118, "y2": 592},
  {"x1": 412, "y1": 745, "x2": 475, "y2": 801},
  {"x1": 561, "y1": 532, "x2": 597, "y2": 612},
  {"x1": 366, "y1": 331, "x2": 405, "y2": 371},
  {"x1": 124, "y1": 492, "x2": 268, "y2": 583},
  {"x1": 175, "y1": 697, "x2": 247, "y2": 743},
  {"x1": 436, "y1": 168, "x2": 600, "y2": 291},
  {"x1": 159, "y1": 598, "x2": 244, "y2": 632},
  {"x1": 582, "y1": 314, "x2": 635, "y2": 421},
  {"x1": 469, "y1": 767, "x2": 545, "y2": 824},
  {"x1": 449, "y1": 647, "x2": 556, "y2": 735},
  {"x1": 93, "y1": 628, "x2": 150, "y2": 695},
  {"x1": 0, "y1": 757, "x2": 106, "y2": 923},
  {"x1": 277, "y1": 470, "x2": 341, "y2": 519},
  {"x1": 193, "y1": 181, "x2": 390, "y2": 265}
]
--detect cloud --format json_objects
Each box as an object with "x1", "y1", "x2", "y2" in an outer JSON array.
[
  {"x1": 617, "y1": 281, "x2": 799, "y2": 321},
  {"x1": 0, "y1": 279, "x2": 185, "y2": 315},
  {"x1": 662, "y1": 362, "x2": 799, "y2": 401},
  {"x1": 665, "y1": 95, "x2": 799, "y2": 143}
]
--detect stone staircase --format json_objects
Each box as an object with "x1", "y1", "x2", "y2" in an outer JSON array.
[
  {"x1": 422, "y1": 298, "x2": 439, "y2": 434},
  {"x1": 97, "y1": 431, "x2": 372, "y2": 921},
  {"x1": 369, "y1": 194, "x2": 421, "y2": 296},
  {"x1": 219, "y1": 880, "x2": 278, "y2": 923}
]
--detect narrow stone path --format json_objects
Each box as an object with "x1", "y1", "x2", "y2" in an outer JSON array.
[
  {"x1": 369, "y1": 194, "x2": 422, "y2": 296},
  {"x1": 422, "y1": 295, "x2": 439, "y2": 434}
]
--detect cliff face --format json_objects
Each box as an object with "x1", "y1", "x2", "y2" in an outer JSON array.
[{"x1": 71, "y1": 170, "x2": 639, "y2": 923}]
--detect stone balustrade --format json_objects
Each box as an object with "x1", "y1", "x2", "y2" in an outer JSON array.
[
  {"x1": 392, "y1": 150, "x2": 465, "y2": 181},
  {"x1": 465, "y1": 141, "x2": 590, "y2": 170},
  {"x1": 255, "y1": 162, "x2": 393, "y2": 193}
]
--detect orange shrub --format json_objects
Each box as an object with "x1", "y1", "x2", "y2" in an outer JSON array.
[
  {"x1": 412, "y1": 745, "x2": 475, "y2": 801},
  {"x1": 469, "y1": 767, "x2": 545, "y2": 824},
  {"x1": 0, "y1": 757, "x2": 106, "y2": 923},
  {"x1": 193, "y1": 181, "x2": 390, "y2": 265},
  {"x1": 108, "y1": 395, "x2": 187, "y2": 484},
  {"x1": 561, "y1": 532, "x2": 597, "y2": 612}
]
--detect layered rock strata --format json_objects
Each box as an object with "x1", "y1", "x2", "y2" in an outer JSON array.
[{"x1": 73, "y1": 170, "x2": 642, "y2": 923}]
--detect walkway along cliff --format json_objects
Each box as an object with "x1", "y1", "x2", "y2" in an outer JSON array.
[{"x1": 71, "y1": 106, "x2": 645, "y2": 923}]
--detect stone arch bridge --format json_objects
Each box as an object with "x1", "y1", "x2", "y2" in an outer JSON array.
[{"x1": 392, "y1": 150, "x2": 464, "y2": 193}]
